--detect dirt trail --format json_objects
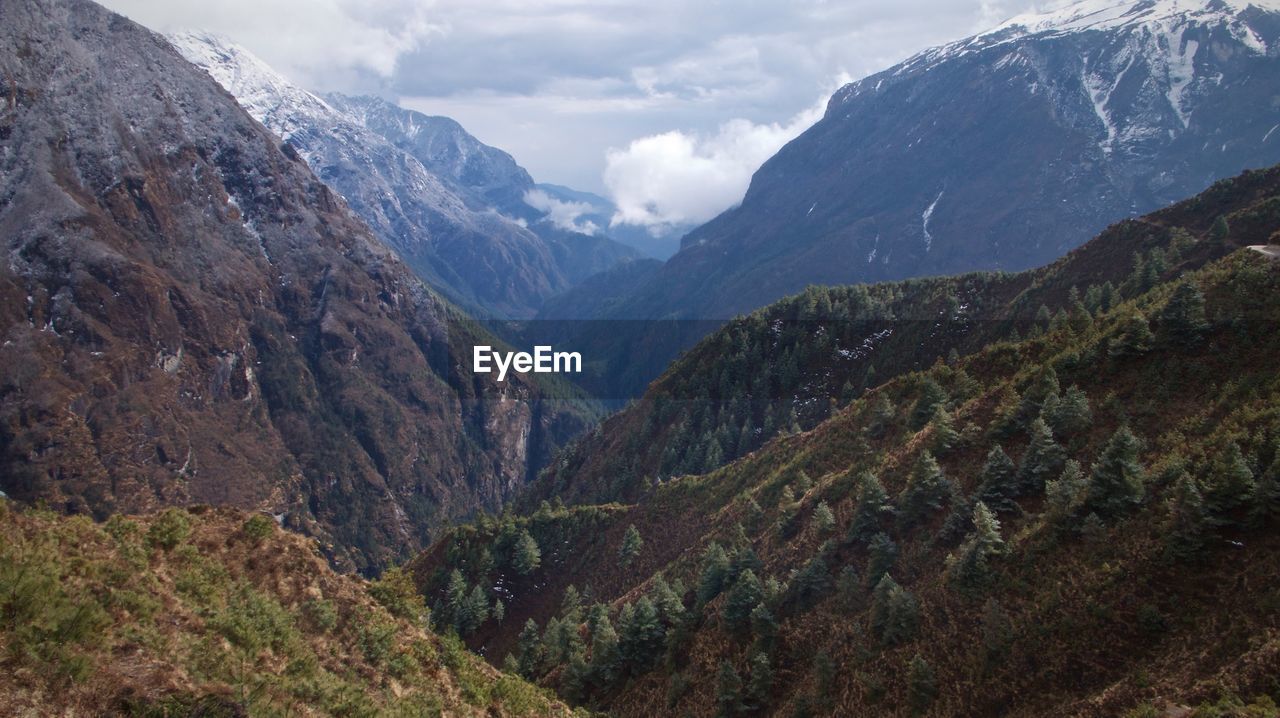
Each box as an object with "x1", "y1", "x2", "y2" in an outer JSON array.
[{"x1": 1248, "y1": 245, "x2": 1280, "y2": 260}]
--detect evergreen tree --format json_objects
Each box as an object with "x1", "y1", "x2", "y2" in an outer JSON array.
[
  {"x1": 1247, "y1": 455, "x2": 1280, "y2": 528},
  {"x1": 1047, "y1": 385, "x2": 1092, "y2": 436},
  {"x1": 1087, "y1": 427, "x2": 1145, "y2": 516},
  {"x1": 910, "y1": 378, "x2": 949, "y2": 430},
  {"x1": 1163, "y1": 473, "x2": 1209, "y2": 562},
  {"x1": 1017, "y1": 369, "x2": 1061, "y2": 427},
  {"x1": 868, "y1": 392, "x2": 895, "y2": 438},
  {"x1": 785, "y1": 551, "x2": 831, "y2": 611},
  {"x1": 697, "y1": 543, "x2": 732, "y2": 605},
  {"x1": 723, "y1": 569, "x2": 765, "y2": 636},
  {"x1": 1045, "y1": 460, "x2": 1087, "y2": 523},
  {"x1": 836, "y1": 565, "x2": 862, "y2": 610},
  {"x1": 898, "y1": 451, "x2": 951, "y2": 529},
  {"x1": 869, "y1": 575, "x2": 919, "y2": 646},
  {"x1": 976, "y1": 445, "x2": 1019, "y2": 512},
  {"x1": 715, "y1": 661, "x2": 743, "y2": 718},
  {"x1": 946, "y1": 502, "x2": 1005, "y2": 592},
  {"x1": 462, "y1": 584, "x2": 489, "y2": 634},
  {"x1": 935, "y1": 484, "x2": 974, "y2": 547},
  {"x1": 493, "y1": 599, "x2": 505, "y2": 625},
  {"x1": 729, "y1": 544, "x2": 764, "y2": 585},
  {"x1": 619, "y1": 524, "x2": 644, "y2": 567},
  {"x1": 650, "y1": 574, "x2": 686, "y2": 625},
  {"x1": 1109, "y1": 313, "x2": 1154, "y2": 359},
  {"x1": 588, "y1": 605, "x2": 620, "y2": 685},
  {"x1": 1016, "y1": 418, "x2": 1066, "y2": 494},
  {"x1": 865, "y1": 532, "x2": 898, "y2": 587},
  {"x1": 847, "y1": 472, "x2": 894, "y2": 545},
  {"x1": 1209, "y1": 214, "x2": 1229, "y2": 241},
  {"x1": 1202, "y1": 442, "x2": 1256, "y2": 519},
  {"x1": 618, "y1": 597, "x2": 664, "y2": 671},
  {"x1": 562, "y1": 653, "x2": 590, "y2": 703},
  {"x1": 512, "y1": 529, "x2": 541, "y2": 575},
  {"x1": 813, "y1": 652, "x2": 836, "y2": 712},
  {"x1": 749, "y1": 602, "x2": 778, "y2": 650},
  {"x1": 744, "y1": 652, "x2": 773, "y2": 713},
  {"x1": 930, "y1": 408, "x2": 961, "y2": 455},
  {"x1": 1160, "y1": 282, "x2": 1209, "y2": 345},
  {"x1": 812, "y1": 501, "x2": 836, "y2": 535},
  {"x1": 907, "y1": 654, "x2": 938, "y2": 716},
  {"x1": 443, "y1": 568, "x2": 468, "y2": 632},
  {"x1": 516, "y1": 619, "x2": 543, "y2": 677}
]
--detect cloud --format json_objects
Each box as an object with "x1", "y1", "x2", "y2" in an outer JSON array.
[
  {"x1": 99, "y1": 0, "x2": 441, "y2": 91},
  {"x1": 602, "y1": 85, "x2": 839, "y2": 229},
  {"x1": 523, "y1": 189, "x2": 601, "y2": 235}
]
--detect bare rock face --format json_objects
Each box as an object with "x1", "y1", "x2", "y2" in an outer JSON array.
[{"x1": 0, "y1": 0, "x2": 589, "y2": 573}]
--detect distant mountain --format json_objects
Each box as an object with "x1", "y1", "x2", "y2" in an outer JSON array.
[
  {"x1": 604, "y1": 0, "x2": 1280, "y2": 315},
  {"x1": 0, "y1": 0, "x2": 594, "y2": 573},
  {"x1": 171, "y1": 33, "x2": 637, "y2": 319},
  {"x1": 533, "y1": 183, "x2": 688, "y2": 260}
]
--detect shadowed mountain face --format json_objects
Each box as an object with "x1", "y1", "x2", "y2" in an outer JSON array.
[
  {"x1": 631, "y1": 0, "x2": 1280, "y2": 321},
  {"x1": 558, "y1": 0, "x2": 1280, "y2": 399},
  {"x1": 0, "y1": 0, "x2": 593, "y2": 573},
  {"x1": 170, "y1": 33, "x2": 639, "y2": 320}
]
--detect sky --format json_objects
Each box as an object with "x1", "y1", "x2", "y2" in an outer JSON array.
[{"x1": 100, "y1": 0, "x2": 1048, "y2": 231}]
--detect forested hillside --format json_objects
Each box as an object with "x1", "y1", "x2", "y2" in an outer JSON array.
[{"x1": 414, "y1": 164, "x2": 1280, "y2": 717}]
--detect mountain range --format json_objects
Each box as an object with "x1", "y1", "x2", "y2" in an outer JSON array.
[{"x1": 171, "y1": 32, "x2": 645, "y2": 320}]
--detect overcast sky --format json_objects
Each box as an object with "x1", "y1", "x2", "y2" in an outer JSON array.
[{"x1": 100, "y1": 0, "x2": 1048, "y2": 230}]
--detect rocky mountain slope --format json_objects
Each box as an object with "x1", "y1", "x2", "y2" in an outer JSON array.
[
  {"x1": 0, "y1": 501, "x2": 572, "y2": 716},
  {"x1": 0, "y1": 0, "x2": 593, "y2": 573},
  {"x1": 172, "y1": 33, "x2": 637, "y2": 320},
  {"x1": 413, "y1": 163, "x2": 1280, "y2": 716}
]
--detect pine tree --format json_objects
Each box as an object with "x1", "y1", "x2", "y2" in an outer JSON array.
[
  {"x1": 847, "y1": 472, "x2": 894, "y2": 545},
  {"x1": 443, "y1": 568, "x2": 469, "y2": 633},
  {"x1": 516, "y1": 618, "x2": 543, "y2": 677},
  {"x1": 898, "y1": 451, "x2": 951, "y2": 529},
  {"x1": 812, "y1": 501, "x2": 836, "y2": 535},
  {"x1": 619, "y1": 524, "x2": 644, "y2": 567},
  {"x1": 1202, "y1": 442, "x2": 1256, "y2": 519},
  {"x1": 493, "y1": 598, "x2": 505, "y2": 625},
  {"x1": 697, "y1": 543, "x2": 732, "y2": 605},
  {"x1": 1047, "y1": 385, "x2": 1092, "y2": 436},
  {"x1": 836, "y1": 565, "x2": 862, "y2": 610},
  {"x1": 1045, "y1": 460, "x2": 1087, "y2": 523},
  {"x1": 910, "y1": 378, "x2": 949, "y2": 430},
  {"x1": 930, "y1": 408, "x2": 961, "y2": 455},
  {"x1": 1017, "y1": 418, "x2": 1066, "y2": 494},
  {"x1": 976, "y1": 445, "x2": 1019, "y2": 512},
  {"x1": 868, "y1": 392, "x2": 895, "y2": 438},
  {"x1": 935, "y1": 484, "x2": 974, "y2": 546},
  {"x1": 786, "y1": 551, "x2": 831, "y2": 611},
  {"x1": 907, "y1": 654, "x2": 938, "y2": 716},
  {"x1": 715, "y1": 661, "x2": 743, "y2": 718},
  {"x1": 749, "y1": 602, "x2": 778, "y2": 650},
  {"x1": 650, "y1": 574, "x2": 686, "y2": 625},
  {"x1": 723, "y1": 569, "x2": 765, "y2": 636},
  {"x1": 618, "y1": 597, "x2": 665, "y2": 672},
  {"x1": 744, "y1": 652, "x2": 773, "y2": 713},
  {"x1": 1163, "y1": 473, "x2": 1209, "y2": 562},
  {"x1": 512, "y1": 529, "x2": 541, "y2": 575},
  {"x1": 729, "y1": 544, "x2": 764, "y2": 585},
  {"x1": 1017, "y1": 369, "x2": 1061, "y2": 427},
  {"x1": 1247, "y1": 455, "x2": 1280, "y2": 528},
  {"x1": 1109, "y1": 313, "x2": 1154, "y2": 359},
  {"x1": 865, "y1": 532, "x2": 898, "y2": 587},
  {"x1": 946, "y1": 501, "x2": 1005, "y2": 593},
  {"x1": 1160, "y1": 282, "x2": 1209, "y2": 345},
  {"x1": 587, "y1": 605, "x2": 620, "y2": 685},
  {"x1": 1087, "y1": 427, "x2": 1145, "y2": 516},
  {"x1": 1209, "y1": 214, "x2": 1229, "y2": 241},
  {"x1": 462, "y1": 584, "x2": 489, "y2": 634}
]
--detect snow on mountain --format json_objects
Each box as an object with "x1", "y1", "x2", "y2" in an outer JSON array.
[{"x1": 170, "y1": 32, "x2": 636, "y2": 318}]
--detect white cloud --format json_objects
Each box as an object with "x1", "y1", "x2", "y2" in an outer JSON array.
[
  {"x1": 603, "y1": 83, "x2": 840, "y2": 229},
  {"x1": 523, "y1": 189, "x2": 601, "y2": 235},
  {"x1": 99, "y1": 0, "x2": 441, "y2": 91}
]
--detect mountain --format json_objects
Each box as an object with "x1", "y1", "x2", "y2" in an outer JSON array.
[
  {"x1": 171, "y1": 33, "x2": 638, "y2": 319},
  {"x1": 564, "y1": 0, "x2": 1280, "y2": 396},
  {"x1": 0, "y1": 0, "x2": 594, "y2": 573},
  {"x1": 412, "y1": 162, "x2": 1280, "y2": 716},
  {"x1": 533, "y1": 183, "x2": 688, "y2": 260},
  {"x1": 0, "y1": 502, "x2": 572, "y2": 716}
]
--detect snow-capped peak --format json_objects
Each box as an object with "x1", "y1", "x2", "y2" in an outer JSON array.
[
  {"x1": 984, "y1": 0, "x2": 1279, "y2": 39},
  {"x1": 167, "y1": 31, "x2": 336, "y2": 142}
]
